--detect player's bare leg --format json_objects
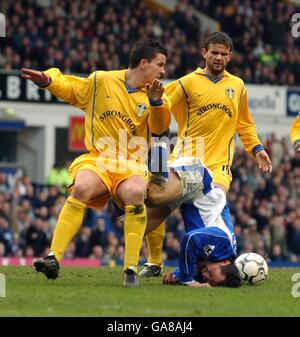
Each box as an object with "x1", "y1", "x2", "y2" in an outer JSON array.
[
  {"x1": 146, "y1": 171, "x2": 183, "y2": 207},
  {"x1": 117, "y1": 175, "x2": 148, "y2": 287},
  {"x1": 139, "y1": 204, "x2": 173, "y2": 277},
  {"x1": 34, "y1": 170, "x2": 108, "y2": 279}
]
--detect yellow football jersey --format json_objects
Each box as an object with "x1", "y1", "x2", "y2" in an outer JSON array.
[
  {"x1": 290, "y1": 115, "x2": 300, "y2": 147},
  {"x1": 43, "y1": 68, "x2": 170, "y2": 163},
  {"x1": 166, "y1": 67, "x2": 262, "y2": 189}
]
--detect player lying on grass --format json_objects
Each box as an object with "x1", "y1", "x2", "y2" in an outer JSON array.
[
  {"x1": 113, "y1": 154, "x2": 242, "y2": 287},
  {"x1": 160, "y1": 203, "x2": 241, "y2": 288},
  {"x1": 146, "y1": 158, "x2": 241, "y2": 287}
]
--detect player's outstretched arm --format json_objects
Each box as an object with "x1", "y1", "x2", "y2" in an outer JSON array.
[
  {"x1": 184, "y1": 281, "x2": 211, "y2": 288},
  {"x1": 21, "y1": 67, "x2": 93, "y2": 109},
  {"x1": 162, "y1": 272, "x2": 211, "y2": 287},
  {"x1": 21, "y1": 68, "x2": 51, "y2": 86}
]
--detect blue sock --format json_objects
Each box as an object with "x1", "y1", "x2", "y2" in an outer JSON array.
[{"x1": 149, "y1": 138, "x2": 169, "y2": 187}]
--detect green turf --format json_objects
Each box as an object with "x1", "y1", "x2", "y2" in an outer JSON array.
[{"x1": 0, "y1": 266, "x2": 299, "y2": 317}]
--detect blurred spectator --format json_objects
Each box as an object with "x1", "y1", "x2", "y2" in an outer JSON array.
[
  {"x1": 64, "y1": 241, "x2": 76, "y2": 259},
  {"x1": 47, "y1": 162, "x2": 71, "y2": 193},
  {"x1": 24, "y1": 245, "x2": 35, "y2": 258},
  {"x1": 246, "y1": 218, "x2": 262, "y2": 252},
  {"x1": 75, "y1": 227, "x2": 92, "y2": 257},
  {"x1": 0, "y1": 173, "x2": 9, "y2": 193},
  {"x1": 287, "y1": 218, "x2": 300, "y2": 256},
  {"x1": 164, "y1": 232, "x2": 180, "y2": 261},
  {"x1": 102, "y1": 244, "x2": 117, "y2": 267},
  {"x1": 89, "y1": 219, "x2": 108, "y2": 250},
  {"x1": 90, "y1": 245, "x2": 104, "y2": 260},
  {"x1": 270, "y1": 244, "x2": 286, "y2": 261},
  {"x1": 25, "y1": 217, "x2": 49, "y2": 256},
  {"x1": 270, "y1": 216, "x2": 288, "y2": 258},
  {"x1": 0, "y1": 242, "x2": 6, "y2": 257}
]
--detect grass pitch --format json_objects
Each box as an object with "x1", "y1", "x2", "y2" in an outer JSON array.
[{"x1": 0, "y1": 266, "x2": 300, "y2": 317}]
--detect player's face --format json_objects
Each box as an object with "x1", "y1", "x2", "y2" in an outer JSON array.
[
  {"x1": 202, "y1": 43, "x2": 232, "y2": 76},
  {"x1": 143, "y1": 53, "x2": 166, "y2": 83},
  {"x1": 200, "y1": 261, "x2": 229, "y2": 286}
]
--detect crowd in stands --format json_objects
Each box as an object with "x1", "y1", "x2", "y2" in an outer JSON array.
[
  {"x1": 1, "y1": 134, "x2": 300, "y2": 266},
  {"x1": 1, "y1": 0, "x2": 300, "y2": 84},
  {"x1": 1, "y1": 0, "x2": 201, "y2": 78}
]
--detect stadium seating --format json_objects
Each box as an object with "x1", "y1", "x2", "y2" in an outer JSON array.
[{"x1": 2, "y1": 0, "x2": 300, "y2": 84}]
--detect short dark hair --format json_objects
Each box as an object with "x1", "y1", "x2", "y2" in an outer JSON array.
[
  {"x1": 129, "y1": 38, "x2": 167, "y2": 68},
  {"x1": 204, "y1": 32, "x2": 233, "y2": 52},
  {"x1": 219, "y1": 263, "x2": 242, "y2": 288}
]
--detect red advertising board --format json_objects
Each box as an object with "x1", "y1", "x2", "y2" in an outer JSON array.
[{"x1": 68, "y1": 116, "x2": 85, "y2": 151}]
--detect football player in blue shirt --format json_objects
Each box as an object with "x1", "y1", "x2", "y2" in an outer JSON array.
[
  {"x1": 162, "y1": 202, "x2": 241, "y2": 287},
  {"x1": 116, "y1": 142, "x2": 242, "y2": 287}
]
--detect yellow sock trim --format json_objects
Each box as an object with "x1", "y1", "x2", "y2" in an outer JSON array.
[
  {"x1": 123, "y1": 204, "x2": 146, "y2": 271},
  {"x1": 50, "y1": 196, "x2": 86, "y2": 261},
  {"x1": 146, "y1": 222, "x2": 165, "y2": 266}
]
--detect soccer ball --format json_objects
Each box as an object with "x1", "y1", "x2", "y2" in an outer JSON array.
[{"x1": 234, "y1": 253, "x2": 268, "y2": 285}]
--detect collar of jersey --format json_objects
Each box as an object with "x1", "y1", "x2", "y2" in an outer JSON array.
[
  {"x1": 195, "y1": 67, "x2": 228, "y2": 83},
  {"x1": 113, "y1": 69, "x2": 144, "y2": 93},
  {"x1": 124, "y1": 81, "x2": 140, "y2": 93}
]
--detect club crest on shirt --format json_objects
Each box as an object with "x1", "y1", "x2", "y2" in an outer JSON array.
[
  {"x1": 225, "y1": 87, "x2": 235, "y2": 100},
  {"x1": 203, "y1": 244, "x2": 215, "y2": 256},
  {"x1": 136, "y1": 103, "x2": 148, "y2": 117}
]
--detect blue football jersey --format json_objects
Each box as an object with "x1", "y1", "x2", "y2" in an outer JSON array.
[{"x1": 174, "y1": 204, "x2": 237, "y2": 283}]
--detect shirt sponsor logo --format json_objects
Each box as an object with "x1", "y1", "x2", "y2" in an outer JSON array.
[
  {"x1": 136, "y1": 103, "x2": 148, "y2": 117},
  {"x1": 99, "y1": 110, "x2": 137, "y2": 135},
  {"x1": 197, "y1": 103, "x2": 233, "y2": 118},
  {"x1": 225, "y1": 87, "x2": 235, "y2": 100},
  {"x1": 204, "y1": 245, "x2": 215, "y2": 256}
]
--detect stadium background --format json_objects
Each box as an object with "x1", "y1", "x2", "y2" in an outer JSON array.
[{"x1": 1, "y1": 0, "x2": 300, "y2": 269}]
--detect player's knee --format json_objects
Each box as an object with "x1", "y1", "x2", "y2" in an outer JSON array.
[
  {"x1": 72, "y1": 181, "x2": 95, "y2": 202},
  {"x1": 122, "y1": 185, "x2": 146, "y2": 204}
]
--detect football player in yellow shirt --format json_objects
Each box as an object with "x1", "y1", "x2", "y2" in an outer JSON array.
[
  {"x1": 21, "y1": 38, "x2": 171, "y2": 287},
  {"x1": 141, "y1": 32, "x2": 272, "y2": 277},
  {"x1": 290, "y1": 113, "x2": 300, "y2": 152}
]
